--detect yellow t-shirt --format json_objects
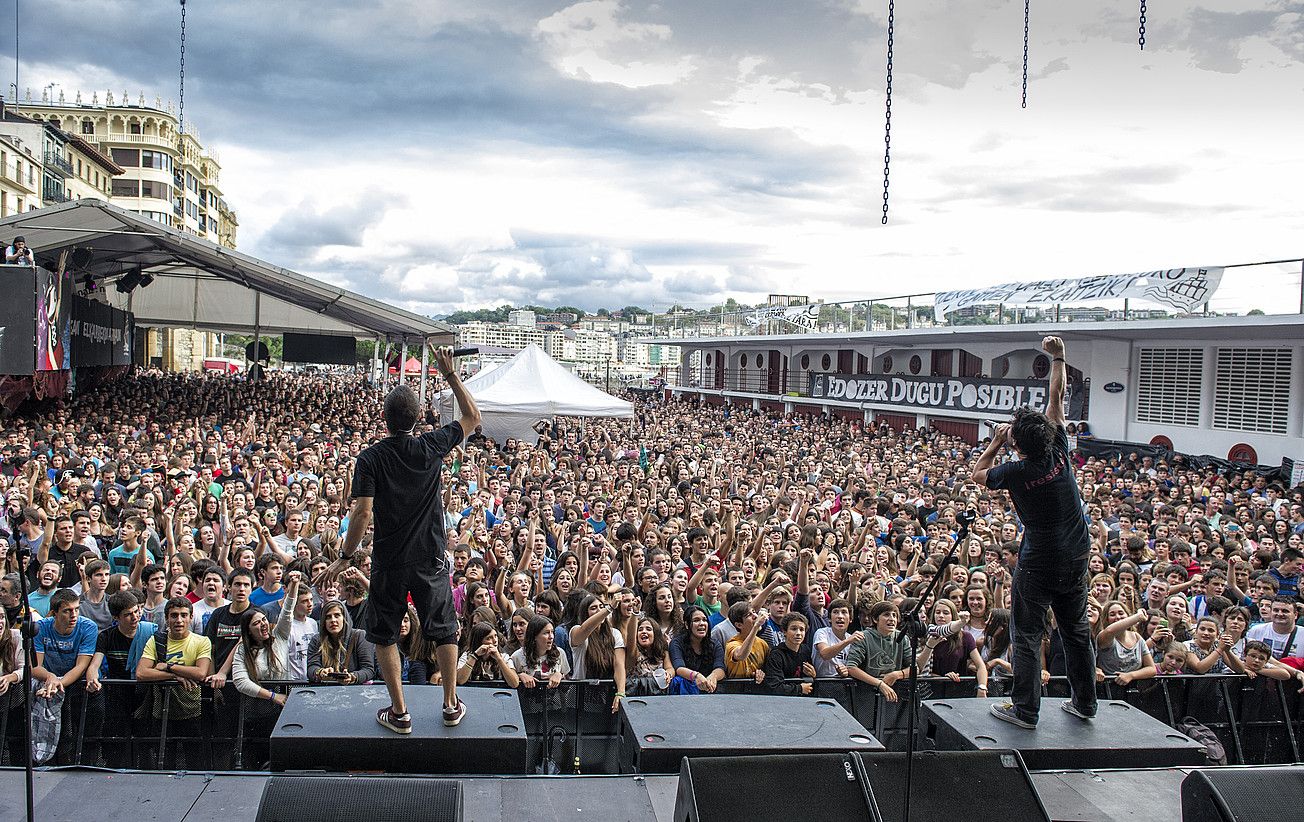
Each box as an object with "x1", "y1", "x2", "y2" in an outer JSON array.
[
  {"x1": 143, "y1": 631, "x2": 213, "y2": 667},
  {"x1": 724, "y1": 635, "x2": 769, "y2": 678},
  {"x1": 141, "y1": 631, "x2": 212, "y2": 720}
]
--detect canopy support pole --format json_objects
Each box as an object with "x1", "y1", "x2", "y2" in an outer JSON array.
[
  {"x1": 373, "y1": 335, "x2": 382, "y2": 385},
  {"x1": 399, "y1": 339, "x2": 409, "y2": 387},
  {"x1": 419, "y1": 337, "x2": 429, "y2": 410},
  {"x1": 252, "y1": 291, "x2": 261, "y2": 378}
]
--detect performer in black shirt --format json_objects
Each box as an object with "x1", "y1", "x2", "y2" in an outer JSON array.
[
  {"x1": 323, "y1": 348, "x2": 480, "y2": 734},
  {"x1": 975, "y1": 335, "x2": 1097, "y2": 728}
]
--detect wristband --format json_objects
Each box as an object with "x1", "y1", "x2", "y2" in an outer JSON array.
[{"x1": 1052, "y1": 357, "x2": 1065, "y2": 363}]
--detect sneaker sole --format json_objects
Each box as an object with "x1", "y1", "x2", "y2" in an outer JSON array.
[
  {"x1": 377, "y1": 715, "x2": 412, "y2": 735},
  {"x1": 990, "y1": 704, "x2": 1037, "y2": 729},
  {"x1": 443, "y1": 706, "x2": 465, "y2": 727}
]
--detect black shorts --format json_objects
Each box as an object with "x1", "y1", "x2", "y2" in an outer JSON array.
[{"x1": 365, "y1": 553, "x2": 457, "y2": 647}]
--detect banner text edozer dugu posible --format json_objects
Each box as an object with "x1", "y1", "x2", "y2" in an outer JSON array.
[{"x1": 808, "y1": 373, "x2": 1049, "y2": 413}]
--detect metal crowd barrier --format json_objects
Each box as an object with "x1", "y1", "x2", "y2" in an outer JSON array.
[{"x1": 3, "y1": 673, "x2": 1299, "y2": 773}]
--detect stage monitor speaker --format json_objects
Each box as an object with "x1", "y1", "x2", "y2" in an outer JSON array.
[
  {"x1": 674, "y1": 753, "x2": 878, "y2": 822},
  {"x1": 673, "y1": 749, "x2": 1049, "y2": 822},
  {"x1": 1181, "y1": 766, "x2": 1304, "y2": 822},
  {"x1": 855, "y1": 749, "x2": 1049, "y2": 822},
  {"x1": 255, "y1": 775, "x2": 462, "y2": 822}
]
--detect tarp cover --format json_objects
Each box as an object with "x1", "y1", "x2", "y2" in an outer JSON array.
[{"x1": 436, "y1": 343, "x2": 632, "y2": 443}]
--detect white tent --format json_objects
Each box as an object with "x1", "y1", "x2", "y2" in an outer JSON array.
[{"x1": 437, "y1": 343, "x2": 633, "y2": 442}]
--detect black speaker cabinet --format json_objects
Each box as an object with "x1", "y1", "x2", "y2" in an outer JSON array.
[
  {"x1": 1181, "y1": 767, "x2": 1304, "y2": 822},
  {"x1": 255, "y1": 775, "x2": 463, "y2": 822}
]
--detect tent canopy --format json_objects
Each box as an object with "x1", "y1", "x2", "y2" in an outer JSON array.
[
  {"x1": 0, "y1": 200, "x2": 453, "y2": 343},
  {"x1": 437, "y1": 343, "x2": 633, "y2": 442}
]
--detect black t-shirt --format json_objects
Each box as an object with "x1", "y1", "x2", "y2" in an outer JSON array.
[
  {"x1": 203, "y1": 602, "x2": 261, "y2": 669},
  {"x1": 352, "y1": 423, "x2": 462, "y2": 570},
  {"x1": 985, "y1": 425, "x2": 1090, "y2": 572},
  {"x1": 33, "y1": 542, "x2": 95, "y2": 590},
  {"x1": 95, "y1": 626, "x2": 137, "y2": 680}
]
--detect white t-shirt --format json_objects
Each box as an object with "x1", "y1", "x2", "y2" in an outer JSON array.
[
  {"x1": 508, "y1": 646, "x2": 571, "y2": 679},
  {"x1": 287, "y1": 616, "x2": 318, "y2": 682},
  {"x1": 1246, "y1": 622, "x2": 1304, "y2": 659},
  {"x1": 191, "y1": 598, "x2": 230, "y2": 633},
  {"x1": 568, "y1": 626, "x2": 624, "y2": 680},
  {"x1": 813, "y1": 626, "x2": 850, "y2": 678}
]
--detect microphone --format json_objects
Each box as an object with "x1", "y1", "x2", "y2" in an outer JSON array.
[
  {"x1": 451, "y1": 347, "x2": 479, "y2": 358},
  {"x1": 982, "y1": 419, "x2": 1004, "y2": 429}
]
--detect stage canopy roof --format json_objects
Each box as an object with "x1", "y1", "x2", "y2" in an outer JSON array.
[{"x1": 0, "y1": 200, "x2": 453, "y2": 343}]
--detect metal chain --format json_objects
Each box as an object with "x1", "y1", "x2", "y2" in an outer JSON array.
[
  {"x1": 178, "y1": 0, "x2": 187, "y2": 137},
  {"x1": 881, "y1": 0, "x2": 895, "y2": 225},
  {"x1": 1021, "y1": 0, "x2": 1030, "y2": 108},
  {"x1": 1138, "y1": 0, "x2": 1147, "y2": 51}
]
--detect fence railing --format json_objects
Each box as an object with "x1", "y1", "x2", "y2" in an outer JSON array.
[{"x1": 5, "y1": 673, "x2": 1298, "y2": 774}]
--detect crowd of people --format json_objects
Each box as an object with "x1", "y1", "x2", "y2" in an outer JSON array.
[{"x1": 1, "y1": 367, "x2": 1303, "y2": 769}]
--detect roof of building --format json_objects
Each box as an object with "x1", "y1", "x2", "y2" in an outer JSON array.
[
  {"x1": 0, "y1": 200, "x2": 453, "y2": 341},
  {"x1": 641, "y1": 313, "x2": 1304, "y2": 348}
]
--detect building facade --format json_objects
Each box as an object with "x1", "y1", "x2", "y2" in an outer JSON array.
[
  {"x1": 655, "y1": 315, "x2": 1304, "y2": 465},
  {"x1": 17, "y1": 91, "x2": 238, "y2": 248},
  {"x1": 9, "y1": 90, "x2": 242, "y2": 371}
]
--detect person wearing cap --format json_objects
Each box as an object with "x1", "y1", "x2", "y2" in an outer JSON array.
[{"x1": 4, "y1": 236, "x2": 33, "y2": 265}]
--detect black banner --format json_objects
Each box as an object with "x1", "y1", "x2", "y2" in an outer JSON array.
[
  {"x1": 71, "y1": 296, "x2": 133, "y2": 367},
  {"x1": 0, "y1": 267, "x2": 36, "y2": 375},
  {"x1": 808, "y1": 372, "x2": 1051, "y2": 414},
  {"x1": 282, "y1": 332, "x2": 356, "y2": 365},
  {"x1": 35, "y1": 266, "x2": 70, "y2": 372}
]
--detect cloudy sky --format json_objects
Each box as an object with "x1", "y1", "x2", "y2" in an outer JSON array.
[{"x1": 12, "y1": 1, "x2": 1304, "y2": 316}]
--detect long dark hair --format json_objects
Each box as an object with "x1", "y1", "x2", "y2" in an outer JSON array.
[
  {"x1": 643, "y1": 583, "x2": 683, "y2": 635},
  {"x1": 463, "y1": 621, "x2": 504, "y2": 682},
  {"x1": 577, "y1": 594, "x2": 617, "y2": 678},
  {"x1": 674, "y1": 604, "x2": 715, "y2": 672},
  {"x1": 238, "y1": 608, "x2": 281, "y2": 685},
  {"x1": 985, "y1": 608, "x2": 1011, "y2": 661},
  {"x1": 523, "y1": 615, "x2": 560, "y2": 671},
  {"x1": 0, "y1": 608, "x2": 17, "y2": 674},
  {"x1": 633, "y1": 616, "x2": 669, "y2": 668}
]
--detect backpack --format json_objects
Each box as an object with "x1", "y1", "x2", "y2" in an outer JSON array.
[{"x1": 1176, "y1": 716, "x2": 1227, "y2": 765}]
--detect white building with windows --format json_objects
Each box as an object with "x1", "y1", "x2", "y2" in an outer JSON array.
[{"x1": 652, "y1": 315, "x2": 1304, "y2": 464}]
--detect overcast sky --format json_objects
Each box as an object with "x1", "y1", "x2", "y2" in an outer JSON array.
[{"x1": 11, "y1": 1, "x2": 1304, "y2": 316}]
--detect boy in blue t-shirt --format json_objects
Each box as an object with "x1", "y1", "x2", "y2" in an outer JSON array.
[
  {"x1": 32, "y1": 589, "x2": 99, "y2": 764},
  {"x1": 106, "y1": 516, "x2": 156, "y2": 576}
]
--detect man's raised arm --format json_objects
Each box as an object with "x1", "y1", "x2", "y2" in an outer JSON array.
[
  {"x1": 435, "y1": 348, "x2": 482, "y2": 439},
  {"x1": 1042, "y1": 335, "x2": 1066, "y2": 427}
]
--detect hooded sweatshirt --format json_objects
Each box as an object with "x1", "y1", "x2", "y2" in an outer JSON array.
[{"x1": 306, "y1": 600, "x2": 377, "y2": 683}]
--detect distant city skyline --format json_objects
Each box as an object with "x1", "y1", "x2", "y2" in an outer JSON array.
[{"x1": 9, "y1": 1, "x2": 1303, "y2": 316}]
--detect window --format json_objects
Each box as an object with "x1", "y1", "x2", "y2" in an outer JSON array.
[
  {"x1": 1135, "y1": 347, "x2": 1202, "y2": 427},
  {"x1": 129, "y1": 122, "x2": 141, "y2": 134},
  {"x1": 1213, "y1": 348, "x2": 1291, "y2": 435},
  {"x1": 81, "y1": 119, "x2": 94, "y2": 134},
  {"x1": 141, "y1": 150, "x2": 171, "y2": 171},
  {"x1": 111, "y1": 148, "x2": 140, "y2": 167},
  {"x1": 111, "y1": 179, "x2": 140, "y2": 197},
  {"x1": 140, "y1": 180, "x2": 170, "y2": 200},
  {"x1": 909, "y1": 355, "x2": 922, "y2": 375}
]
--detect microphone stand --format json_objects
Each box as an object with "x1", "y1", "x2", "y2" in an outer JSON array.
[
  {"x1": 13, "y1": 544, "x2": 37, "y2": 822},
  {"x1": 897, "y1": 534, "x2": 966, "y2": 822}
]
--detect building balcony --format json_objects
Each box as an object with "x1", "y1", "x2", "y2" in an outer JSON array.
[
  {"x1": 42, "y1": 184, "x2": 73, "y2": 205},
  {"x1": 173, "y1": 200, "x2": 183, "y2": 216},
  {"x1": 101, "y1": 132, "x2": 176, "y2": 152},
  {"x1": 44, "y1": 151, "x2": 74, "y2": 177},
  {"x1": 1, "y1": 165, "x2": 37, "y2": 193}
]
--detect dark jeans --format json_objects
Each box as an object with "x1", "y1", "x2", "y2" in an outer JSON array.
[{"x1": 1010, "y1": 560, "x2": 1097, "y2": 724}]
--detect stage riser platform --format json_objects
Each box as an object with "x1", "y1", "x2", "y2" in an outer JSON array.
[
  {"x1": 270, "y1": 685, "x2": 526, "y2": 774},
  {"x1": 922, "y1": 698, "x2": 1208, "y2": 771}
]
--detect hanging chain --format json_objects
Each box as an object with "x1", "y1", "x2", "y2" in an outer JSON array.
[
  {"x1": 1021, "y1": 0, "x2": 1030, "y2": 108},
  {"x1": 178, "y1": 0, "x2": 187, "y2": 137},
  {"x1": 881, "y1": 0, "x2": 895, "y2": 225},
  {"x1": 1138, "y1": 0, "x2": 1147, "y2": 51}
]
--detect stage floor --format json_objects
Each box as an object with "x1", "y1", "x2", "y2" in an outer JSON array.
[{"x1": 0, "y1": 765, "x2": 1208, "y2": 822}]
